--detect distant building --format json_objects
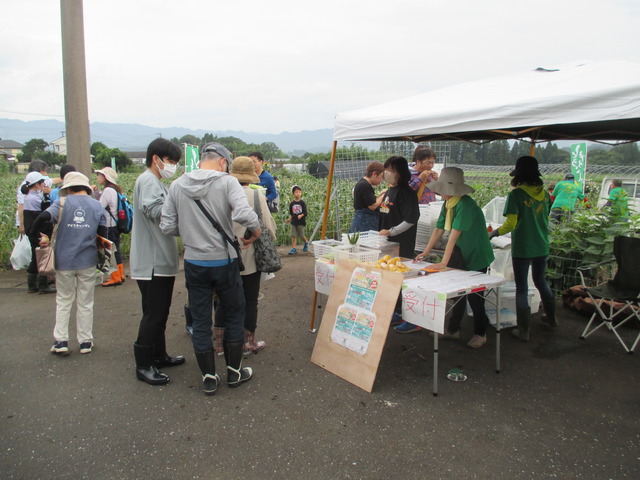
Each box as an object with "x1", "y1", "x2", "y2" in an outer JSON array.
[
  {"x1": 51, "y1": 136, "x2": 67, "y2": 155},
  {"x1": 0, "y1": 139, "x2": 24, "y2": 160},
  {"x1": 123, "y1": 151, "x2": 146, "y2": 165}
]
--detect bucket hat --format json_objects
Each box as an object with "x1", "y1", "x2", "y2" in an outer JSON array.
[
  {"x1": 426, "y1": 167, "x2": 474, "y2": 196},
  {"x1": 230, "y1": 156, "x2": 260, "y2": 184},
  {"x1": 95, "y1": 166, "x2": 118, "y2": 185},
  {"x1": 59, "y1": 172, "x2": 92, "y2": 196}
]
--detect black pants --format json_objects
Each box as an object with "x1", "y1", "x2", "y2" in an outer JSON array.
[
  {"x1": 447, "y1": 246, "x2": 490, "y2": 336},
  {"x1": 136, "y1": 276, "x2": 175, "y2": 350},
  {"x1": 106, "y1": 226, "x2": 122, "y2": 264},
  {"x1": 215, "y1": 270, "x2": 261, "y2": 333}
]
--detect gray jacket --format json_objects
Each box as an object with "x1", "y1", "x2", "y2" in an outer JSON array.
[
  {"x1": 130, "y1": 170, "x2": 179, "y2": 280},
  {"x1": 160, "y1": 169, "x2": 260, "y2": 262}
]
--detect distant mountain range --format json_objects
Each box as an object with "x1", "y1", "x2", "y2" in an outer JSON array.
[{"x1": 0, "y1": 118, "x2": 335, "y2": 155}]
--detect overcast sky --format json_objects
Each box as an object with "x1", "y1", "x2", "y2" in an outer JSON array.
[{"x1": 1, "y1": 0, "x2": 639, "y2": 135}]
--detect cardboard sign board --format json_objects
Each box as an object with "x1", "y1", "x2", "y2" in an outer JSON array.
[{"x1": 311, "y1": 260, "x2": 403, "y2": 392}]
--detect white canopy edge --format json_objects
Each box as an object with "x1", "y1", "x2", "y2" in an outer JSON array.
[{"x1": 333, "y1": 60, "x2": 640, "y2": 143}]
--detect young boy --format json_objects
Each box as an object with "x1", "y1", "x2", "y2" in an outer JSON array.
[{"x1": 285, "y1": 185, "x2": 308, "y2": 255}]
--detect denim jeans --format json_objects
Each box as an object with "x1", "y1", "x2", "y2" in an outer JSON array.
[
  {"x1": 349, "y1": 209, "x2": 379, "y2": 233},
  {"x1": 185, "y1": 260, "x2": 245, "y2": 352},
  {"x1": 512, "y1": 256, "x2": 553, "y2": 309}
]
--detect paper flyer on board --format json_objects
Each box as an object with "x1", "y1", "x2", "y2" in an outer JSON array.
[{"x1": 331, "y1": 267, "x2": 381, "y2": 354}]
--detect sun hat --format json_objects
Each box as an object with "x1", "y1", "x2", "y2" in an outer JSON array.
[
  {"x1": 426, "y1": 167, "x2": 474, "y2": 196},
  {"x1": 510, "y1": 155, "x2": 541, "y2": 177},
  {"x1": 95, "y1": 166, "x2": 118, "y2": 185},
  {"x1": 201, "y1": 142, "x2": 233, "y2": 162},
  {"x1": 24, "y1": 172, "x2": 46, "y2": 186},
  {"x1": 59, "y1": 172, "x2": 92, "y2": 196},
  {"x1": 230, "y1": 156, "x2": 260, "y2": 184}
]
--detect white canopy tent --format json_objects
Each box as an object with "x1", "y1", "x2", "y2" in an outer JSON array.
[{"x1": 333, "y1": 60, "x2": 640, "y2": 144}]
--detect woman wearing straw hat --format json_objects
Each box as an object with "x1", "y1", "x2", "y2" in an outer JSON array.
[
  {"x1": 213, "y1": 156, "x2": 278, "y2": 356},
  {"x1": 94, "y1": 167, "x2": 125, "y2": 286},
  {"x1": 31, "y1": 172, "x2": 108, "y2": 355},
  {"x1": 414, "y1": 167, "x2": 495, "y2": 348},
  {"x1": 489, "y1": 156, "x2": 556, "y2": 341}
]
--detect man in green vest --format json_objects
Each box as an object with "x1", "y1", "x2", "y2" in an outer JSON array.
[{"x1": 550, "y1": 173, "x2": 586, "y2": 223}]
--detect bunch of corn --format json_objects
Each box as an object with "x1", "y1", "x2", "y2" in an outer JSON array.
[{"x1": 372, "y1": 255, "x2": 410, "y2": 272}]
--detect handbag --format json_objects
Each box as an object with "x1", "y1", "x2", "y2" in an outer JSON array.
[
  {"x1": 194, "y1": 199, "x2": 245, "y2": 272},
  {"x1": 10, "y1": 234, "x2": 31, "y2": 270},
  {"x1": 96, "y1": 235, "x2": 116, "y2": 274},
  {"x1": 252, "y1": 190, "x2": 282, "y2": 273},
  {"x1": 35, "y1": 199, "x2": 65, "y2": 276}
]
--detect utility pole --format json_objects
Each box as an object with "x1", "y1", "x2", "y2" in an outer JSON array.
[{"x1": 60, "y1": 0, "x2": 91, "y2": 176}]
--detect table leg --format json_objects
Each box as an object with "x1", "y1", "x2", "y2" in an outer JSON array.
[
  {"x1": 495, "y1": 286, "x2": 501, "y2": 373},
  {"x1": 433, "y1": 332, "x2": 438, "y2": 396}
]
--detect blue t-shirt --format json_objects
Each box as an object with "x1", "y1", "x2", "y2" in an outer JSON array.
[{"x1": 46, "y1": 195, "x2": 107, "y2": 271}]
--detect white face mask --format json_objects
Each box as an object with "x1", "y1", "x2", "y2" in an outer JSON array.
[
  {"x1": 158, "y1": 158, "x2": 177, "y2": 179},
  {"x1": 383, "y1": 170, "x2": 397, "y2": 185}
]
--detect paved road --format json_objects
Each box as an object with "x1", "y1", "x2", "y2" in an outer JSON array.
[{"x1": 0, "y1": 251, "x2": 638, "y2": 479}]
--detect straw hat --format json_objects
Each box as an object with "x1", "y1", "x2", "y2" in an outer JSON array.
[
  {"x1": 427, "y1": 167, "x2": 474, "y2": 196},
  {"x1": 59, "y1": 172, "x2": 92, "y2": 196},
  {"x1": 230, "y1": 156, "x2": 260, "y2": 184},
  {"x1": 95, "y1": 166, "x2": 118, "y2": 185}
]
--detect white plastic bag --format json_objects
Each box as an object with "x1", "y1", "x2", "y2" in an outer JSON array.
[{"x1": 10, "y1": 235, "x2": 31, "y2": 270}]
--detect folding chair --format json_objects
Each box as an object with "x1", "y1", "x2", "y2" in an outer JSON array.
[{"x1": 577, "y1": 236, "x2": 640, "y2": 353}]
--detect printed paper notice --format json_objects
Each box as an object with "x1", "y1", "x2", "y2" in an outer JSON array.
[
  {"x1": 331, "y1": 304, "x2": 377, "y2": 355},
  {"x1": 331, "y1": 267, "x2": 381, "y2": 354}
]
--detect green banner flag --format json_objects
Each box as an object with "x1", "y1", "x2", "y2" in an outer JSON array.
[
  {"x1": 570, "y1": 143, "x2": 587, "y2": 192},
  {"x1": 111, "y1": 157, "x2": 116, "y2": 170},
  {"x1": 185, "y1": 144, "x2": 200, "y2": 173}
]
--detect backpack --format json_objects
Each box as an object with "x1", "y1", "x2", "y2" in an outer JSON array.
[{"x1": 106, "y1": 192, "x2": 133, "y2": 234}]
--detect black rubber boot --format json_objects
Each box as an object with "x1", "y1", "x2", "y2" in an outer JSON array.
[
  {"x1": 154, "y1": 336, "x2": 185, "y2": 368},
  {"x1": 134, "y1": 343, "x2": 169, "y2": 385},
  {"x1": 224, "y1": 339, "x2": 253, "y2": 388},
  {"x1": 27, "y1": 273, "x2": 39, "y2": 293},
  {"x1": 38, "y1": 275, "x2": 56, "y2": 294},
  {"x1": 195, "y1": 350, "x2": 220, "y2": 396},
  {"x1": 540, "y1": 299, "x2": 558, "y2": 328},
  {"x1": 511, "y1": 307, "x2": 531, "y2": 342}
]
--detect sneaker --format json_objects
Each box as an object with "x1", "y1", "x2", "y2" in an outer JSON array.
[
  {"x1": 302, "y1": 243, "x2": 309, "y2": 252},
  {"x1": 79, "y1": 342, "x2": 94, "y2": 354},
  {"x1": 466, "y1": 335, "x2": 487, "y2": 349},
  {"x1": 394, "y1": 321, "x2": 421, "y2": 334},
  {"x1": 51, "y1": 341, "x2": 70, "y2": 355},
  {"x1": 390, "y1": 312, "x2": 403, "y2": 326},
  {"x1": 288, "y1": 248, "x2": 298, "y2": 255},
  {"x1": 429, "y1": 330, "x2": 460, "y2": 339}
]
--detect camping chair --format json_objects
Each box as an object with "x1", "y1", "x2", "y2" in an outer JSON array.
[{"x1": 577, "y1": 236, "x2": 640, "y2": 353}]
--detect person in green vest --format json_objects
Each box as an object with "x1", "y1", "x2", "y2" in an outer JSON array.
[
  {"x1": 550, "y1": 173, "x2": 586, "y2": 223},
  {"x1": 414, "y1": 167, "x2": 495, "y2": 348},
  {"x1": 604, "y1": 179, "x2": 629, "y2": 217},
  {"x1": 489, "y1": 156, "x2": 556, "y2": 342}
]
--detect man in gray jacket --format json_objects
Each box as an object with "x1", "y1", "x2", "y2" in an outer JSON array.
[{"x1": 160, "y1": 142, "x2": 262, "y2": 396}]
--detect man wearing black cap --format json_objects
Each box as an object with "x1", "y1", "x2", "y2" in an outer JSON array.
[
  {"x1": 550, "y1": 173, "x2": 586, "y2": 222},
  {"x1": 160, "y1": 142, "x2": 262, "y2": 396}
]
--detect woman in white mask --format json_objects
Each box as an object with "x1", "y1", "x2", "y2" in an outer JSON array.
[{"x1": 378, "y1": 156, "x2": 420, "y2": 333}]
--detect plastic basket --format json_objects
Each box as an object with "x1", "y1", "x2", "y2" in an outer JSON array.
[
  {"x1": 341, "y1": 230, "x2": 380, "y2": 244},
  {"x1": 334, "y1": 244, "x2": 381, "y2": 265},
  {"x1": 312, "y1": 239, "x2": 343, "y2": 259}
]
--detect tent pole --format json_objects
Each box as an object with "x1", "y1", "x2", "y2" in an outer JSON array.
[{"x1": 310, "y1": 140, "x2": 338, "y2": 332}]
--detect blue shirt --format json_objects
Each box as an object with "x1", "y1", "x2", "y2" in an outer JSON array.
[{"x1": 257, "y1": 170, "x2": 277, "y2": 202}]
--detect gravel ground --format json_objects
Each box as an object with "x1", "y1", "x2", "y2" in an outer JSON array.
[{"x1": 0, "y1": 249, "x2": 638, "y2": 480}]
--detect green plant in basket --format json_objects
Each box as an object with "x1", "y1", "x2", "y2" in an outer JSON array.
[{"x1": 347, "y1": 232, "x2": 360, "y2": 244}]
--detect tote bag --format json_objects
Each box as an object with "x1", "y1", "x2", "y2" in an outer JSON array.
[
  {"x1": 252, "y1": 190, "x2": 282, "y2": 273},
  {"x1": 35, "y1": 198, "x2": 64, "y2": 276}
]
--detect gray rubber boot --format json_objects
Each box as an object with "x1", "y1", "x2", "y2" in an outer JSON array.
[
  {"x1": 27, "y1": 273, "x2": 39, "y2": 293},
  {"x1": 38, "y1": 275, "x2": 56, "y2": 294},
  {"x1": 511, "y1": 307, "x2": 531, "y2": 342},
  {"x1": 540, "y1": 299, "x2": 558, "y2": 327}
]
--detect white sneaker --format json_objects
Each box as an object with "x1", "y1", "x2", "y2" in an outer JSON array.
[{"x1": 466, "y1": 335, "x2": 487, "y2": 349}]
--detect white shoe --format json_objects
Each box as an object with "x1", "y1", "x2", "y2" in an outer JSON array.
[{"x1": 466, "y1": 335, "x2": 487, "y2": 349}]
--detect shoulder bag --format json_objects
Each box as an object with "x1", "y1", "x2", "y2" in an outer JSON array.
[
  {"x1": 252, "y1": 190, "x2": 282, "y2": 273},
  {"x1": 194, "y1": 199, "x2": 245, "y2": 271},
  {"x1": 35, "y1": 198, "x2": 65, "y2": 276}
]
